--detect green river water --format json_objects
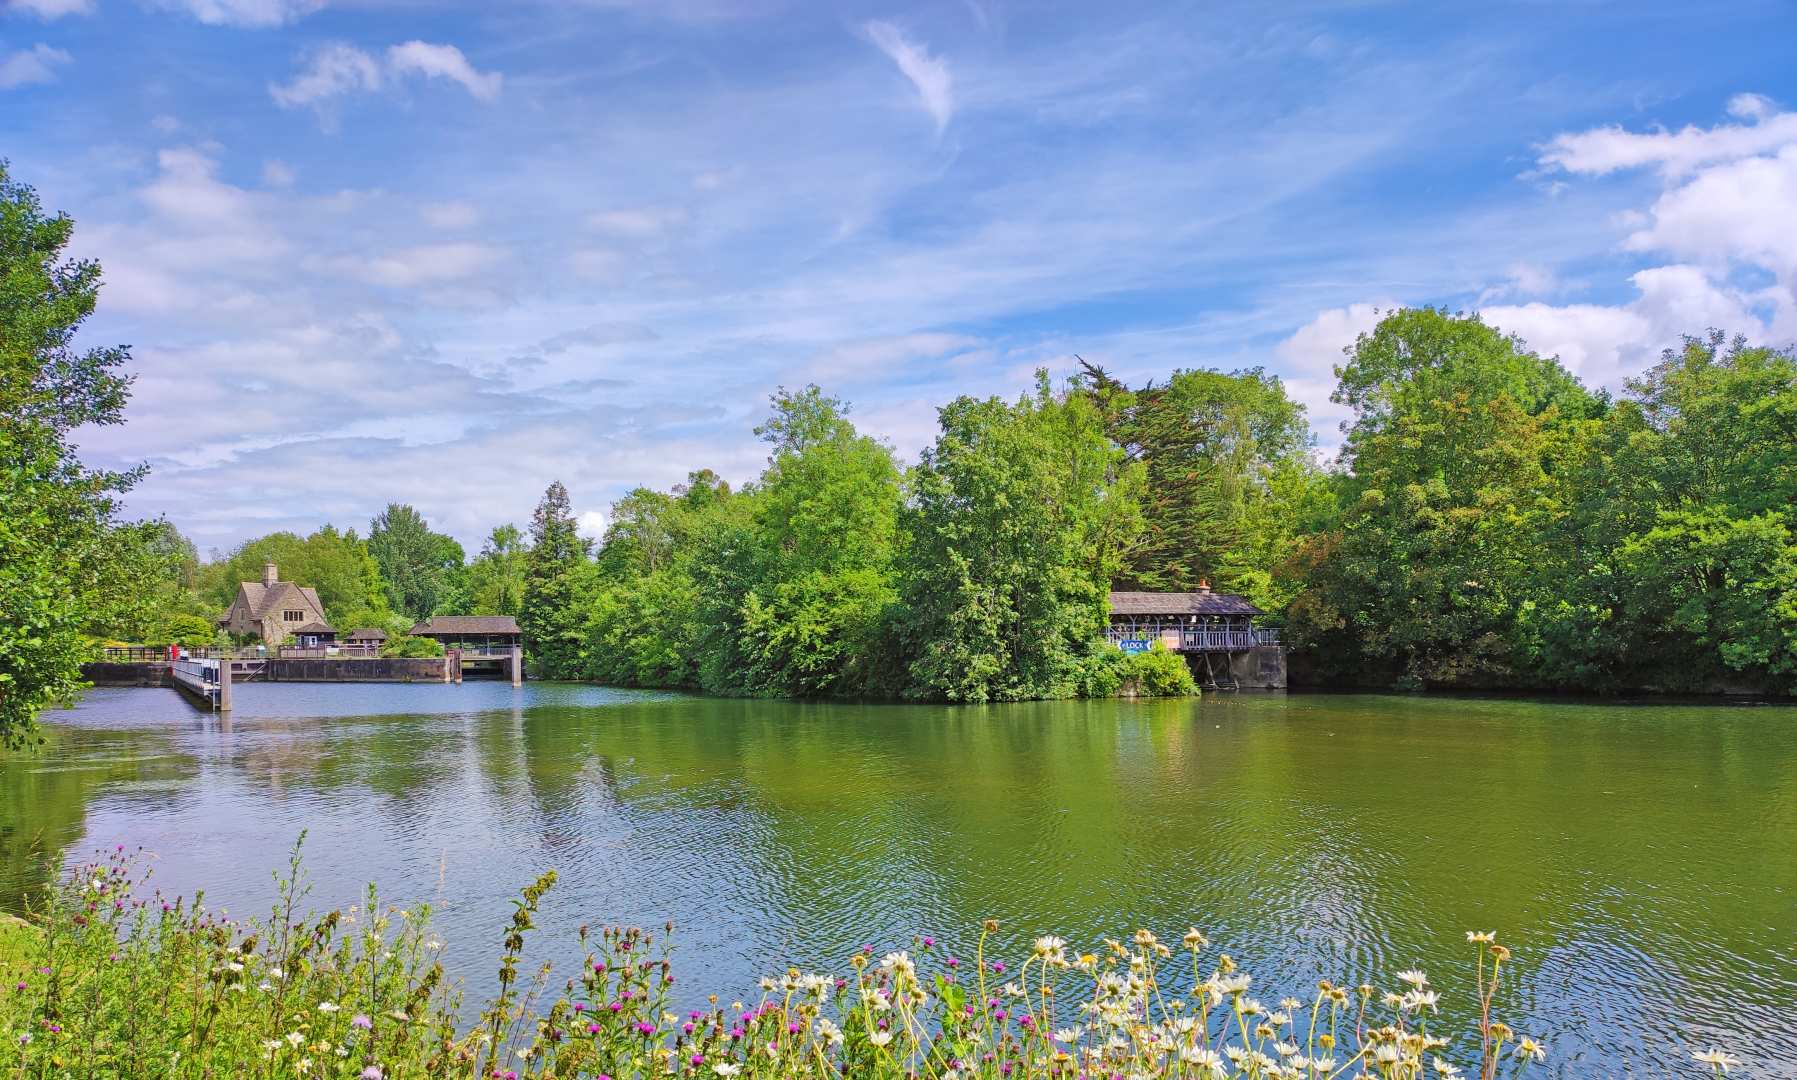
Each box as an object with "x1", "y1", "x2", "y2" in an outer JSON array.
[{"x1": 2, "y1": 684, "x2": 1793, "y2": 1076}]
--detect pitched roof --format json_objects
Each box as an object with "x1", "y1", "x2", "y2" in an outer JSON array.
[
  {"x1": 291, "y1": 621, "x2": 334, "y2": 634},
  {"x1": 345, "y1": 627, "x2": 388, "y2": 640},
  {"x1": 235, "y1": 580, "x2": 326, "y2": 620},
  {"x1": 410, "y1": 615, "x2": 522, "y2": 636},
  {"x1": 1107, "y1": 590, "x2": 1263, "y2": 617}
]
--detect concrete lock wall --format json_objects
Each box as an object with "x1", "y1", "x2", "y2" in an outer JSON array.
[
  {"x1": 82, "y1": 662, "x2": 171, "y2": 687},
  {"x1": 260, "y1": 658, "x2": 449, "y2": 682},
  {"x1": 1229, "y1": 646, "x2": 1288, "y2": 689}
]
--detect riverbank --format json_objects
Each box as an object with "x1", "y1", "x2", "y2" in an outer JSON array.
[
  {"x1": 0, "y1": 913, "x2": 33, "y2": 983},
  {"x1": 1, "y1": 844, "x2": 1574, "y2": 1080}
]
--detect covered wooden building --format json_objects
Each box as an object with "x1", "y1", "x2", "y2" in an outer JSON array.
[
  {"x1": 409, "y1": 615, "x2": 522, "y2": 653},
  {"x1": 1106, "y1": 585, "x2": 1285, "y2": 688}
]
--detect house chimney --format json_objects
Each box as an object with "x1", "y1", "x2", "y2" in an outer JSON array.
[
  {"x1": 1198, "y1": 577, "x2": 1212, "y2": 594},
  {"x1": 263, "y1": 561, "x2": 279, "y2": 587}
]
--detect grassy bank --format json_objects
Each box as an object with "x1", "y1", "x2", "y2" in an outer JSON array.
[
  {"x1": 1, "y1": 843, "x2": 1738, "y2": 1079},
  {"x1": 0, "y1": 914, "x2": 33, "y2": 986}
]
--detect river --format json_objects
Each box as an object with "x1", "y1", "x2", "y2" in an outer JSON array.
[{"x1": 3, "y1": 684, "x2": 1794, "y2": 1075}]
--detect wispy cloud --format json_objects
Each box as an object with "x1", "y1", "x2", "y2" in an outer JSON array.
[
  {"x1": 864, "y1": 20, "x2": 954, "y2": 133},
  {"x1": 386, "y1": 40, "x2": 503, "y2": 102},
  {"x1": 0, "y1": 42, "x2": 69, "y2": 88},
  {"x1": 6, "y1": 0, "x2": 94, "y2": 19},
  {"x1": 271, "y1": 40, "x2": 501, "y2": 120},
  {"x1": 152, "y1": 0, "x2": 324, "y2": 28}
]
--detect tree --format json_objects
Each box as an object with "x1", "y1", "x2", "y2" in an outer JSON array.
[
  {"x1": 1080, "y1": 359, "x2": 1324, "y2": 607},
  {"x1": 520, "y1": 481, "x2": 592, "y2": 678},
  {"x1": 0, "y1": 162, "x2": 140, "y2": 747},
  {"x1": 463, "y1": 524, "x2": 529, "y2": 616},
  {"x1": 899, "y1": 373, "x2": 1144, "y2": 702},
  {"x1": 368, "y1": 503, "x2": 465, "y2": 620},
  {"x1": 1287, "y1": 308, "x2": 1598, "y2": 687}
]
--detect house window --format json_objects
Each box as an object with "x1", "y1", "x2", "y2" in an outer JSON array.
[{"x1": 284, "y1": 610, "x2": 304, "y2": 621}]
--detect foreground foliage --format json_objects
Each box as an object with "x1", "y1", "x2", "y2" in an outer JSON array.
[
  {"x1": 0, "y1": 162, "x2": 142, "y2": 748},
  {"x1": 0, "y1": 848, "x2": 1642, "y2": 1079}
]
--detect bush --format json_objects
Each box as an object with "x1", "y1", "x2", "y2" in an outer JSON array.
[
  {"x1": 155, "y1": 613, "x2": 219, "y2": 648},
  {"x1": 381, "y1": 634, "x2": 444, "y2": 658},
  {"x1": 1080, "y1": 642, "x2": 1199, "y2": 698},
  {"x1": 0, "y1": 844, "x2": 1582, "y2": 1080}
]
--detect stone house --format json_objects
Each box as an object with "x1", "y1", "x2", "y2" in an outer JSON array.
[{"x1": 219, "y1": 562, "x2": 334, "y2": 646}]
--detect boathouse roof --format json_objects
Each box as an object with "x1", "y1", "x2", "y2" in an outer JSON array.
[
  {"x1": 1107, "y1": 590, "x2": 1263, "y2": 617},
  {"x1": 291, "y1": 621, "x2": 334, "y2": 634},
  {"x1": 410, "y1": 615, "x2": 522, "y2": 636},
  {"x1": 345, "y1": 627, "x2": 388, "y2": 641}
]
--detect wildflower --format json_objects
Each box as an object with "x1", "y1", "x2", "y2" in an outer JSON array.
[
  {"x1": 360, "y1": 1068, "x2": 384, "y2": 1080},
  {"x1": 1465, "y1": 931, "x2": 1495, "y2": 944},
  {"x1": 317, "y1": 1002, "x2": 340, "y2": 1013},
  {"x1": 1053, "y1": 1026, "x2": 1081, "y2": 1043},
  {"x1": 1515, "y1": 1037, "x2": 1547, "y2": 1063},
  {"x1": 1397, "y1": 969, "x2": 1429, "y2": 988},
  {"x1": 1693, "y1": 1048, "x2": 1741, "y2": 1073},
  {"x1": 1434, "y1": 1058, "x2": 1463, "y2": 1078},
  {"x1": 713, "y1": 1066, "x2": 741, "y2": 1077},
  {"x1": 1032, "y1": 936, "x2": 1066, "y2": 958},
  {"x1": 1183, "y1": 927, "x2": 1209, "y2": 950},
  {"x1": 286, "y1": 1031, "x2": 305, "y2": 1048},
  {"x1": 868, "y1": 1031, "x2": 894, "y2": 1048}
]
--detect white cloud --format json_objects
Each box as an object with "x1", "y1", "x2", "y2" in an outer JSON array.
[
  {"x1": 7, "y1": 0, "x2": 94, "y2": 19},
  {"x1": 1538, "y1": 93, "x2": 1797, "y2": 178},
  {"x1": 1622, "y1": 144, "x2": 1797, "y2": 279},
  {"x1": 270, "y1": 43, "x2": 382, "y2": 108},
  {"x1": 805, "y1": 332, "x2": 979, "y2": 383},
  {"x1": 262, "y1": 159, "x2": 296, "y2": 187},
  {"x1": 587, "y1": 206, "x2": 687, "y2": 237},
  {"x1": 421, "y1": 200, "x2": 480, "y2": 229},
  {"x1": 0, "y1": 42, "x2": 69, "y2": 88},
  {"x1": 576, "y1": 509, "x2": 608, "y2": 542},
  {"x1": 1482, "y1": 266, "x2": 1770, "y2": 389},
  {"x1": 864, "y1": 20, "x2": 954, "y2": 133},
  {"x1": 152, "y1": 0, "x2": 323, "y2": 27},
  {"x1": 1275, "y1": 301, "x2": 1393, "y2": 441},
  {"x1": 1476, "y1": 261, "x2": 1560, "y2": 304},
  {"x1": 270, "y1": 40, "x2": 500, "y2": 117},
  {"x1": 1498, "y1": 95, "x2": 1797, "y2": 385},
  {"x1": 386, "y1": 41, "x2": 502, "y2": 102},
  {"x1": 310, "y1": 242, "x2": 505, "y2": 288}
]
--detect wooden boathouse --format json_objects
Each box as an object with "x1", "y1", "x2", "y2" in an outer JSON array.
[{"x1": 1107, "y1": 584, "x2": 1286, "y2": 689}]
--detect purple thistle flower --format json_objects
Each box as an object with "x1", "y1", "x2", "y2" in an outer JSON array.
[
  {"x1": 351, "y1": 1014, "x2": 373, "y2": 1030},
  {"x1": 359, "y1": 1068, "x2": 384, "y2": 1080}
]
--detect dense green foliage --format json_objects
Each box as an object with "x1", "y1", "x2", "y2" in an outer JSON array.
[
  {"x1": 0, "y1": 164, "x2": 142, "y2": 747},
  {"x1": 1083, "y1": 359, "x2": 1326, "y2": 609},
  {"x1": 521, "y1": 481, "x2": 593, "y2": 679},
  {"x1": 368, "y1": 503, "x2": 465, "y2": 622},
  {"x1": 568, "y1": 380, "x2": 1177, "y2": 701},
  {"x1": 1287, "y1": 313, "x2": 1797, "y2": 693}
]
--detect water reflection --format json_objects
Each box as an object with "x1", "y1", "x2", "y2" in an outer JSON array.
[{"x1": 2, "y1": 685, "x2": 1794, "y2": 1076}]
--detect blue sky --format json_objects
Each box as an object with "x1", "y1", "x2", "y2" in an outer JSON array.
[{"x1": 5, "y1": 0, "x2": 1796, "y2": 552}]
